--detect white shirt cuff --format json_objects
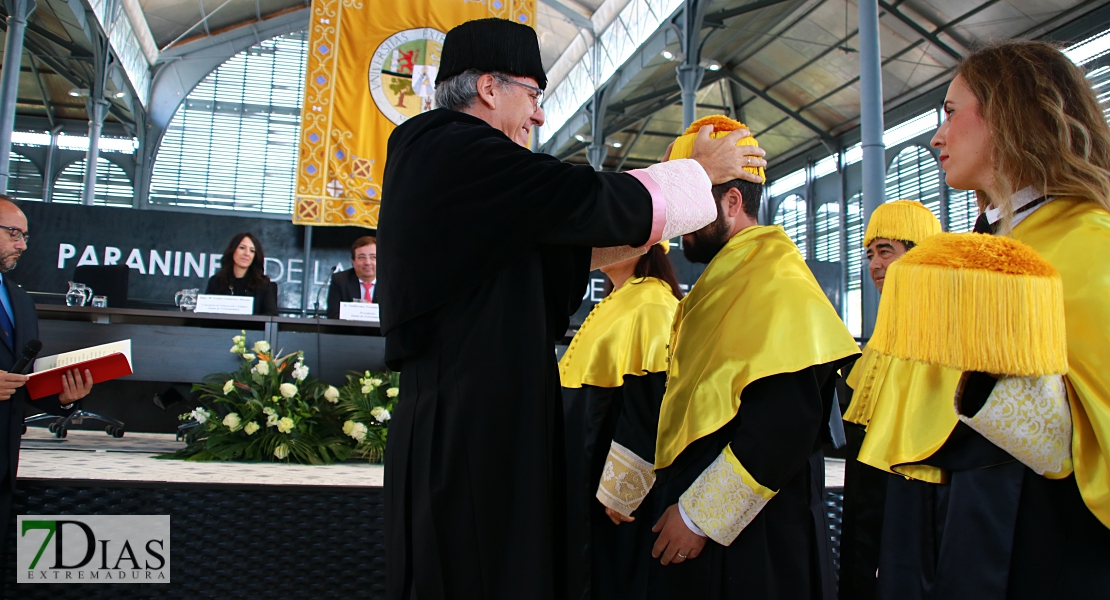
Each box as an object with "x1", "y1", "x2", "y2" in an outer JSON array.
[{"x1": 678, "y1": 503, "x2": 708, "y2": 537}]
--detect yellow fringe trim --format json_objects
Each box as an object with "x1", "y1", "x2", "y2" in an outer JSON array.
[
  {"x1": 863, "y1": 200, "x2": 943, "y2": 247},
  {"x1": 870, "y1": 235, "x2": 1067, "y2": 376},
  {"x1": 669, "y1": 114, "x2": 764, "y2": 181}
]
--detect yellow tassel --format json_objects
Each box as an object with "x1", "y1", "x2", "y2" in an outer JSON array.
[
  {"x1": 870, "y1": 233, "x2": 1068, "y2": 376},
  {"x1": 863, "y1": 200, "x2": 943, "y2": 247},
  {"x1": 668, "y1": 115, "x2": 764, "y2": 181}
]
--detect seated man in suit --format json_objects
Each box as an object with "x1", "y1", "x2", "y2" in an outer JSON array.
[
  {"x1": 326, "y1": 236, "x2": 377, "y2": 319},
  {"x1": 0, "y1": 196, "x2": 93, "y2": 560}
]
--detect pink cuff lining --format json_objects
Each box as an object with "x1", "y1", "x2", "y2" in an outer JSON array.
[{"x1": 627, "y1": 169, "x2": 667, "y2": 248}]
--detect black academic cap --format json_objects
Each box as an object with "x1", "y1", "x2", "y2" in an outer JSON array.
[{"x1": 435, "y1": 18, "x2": 548, "y2": 89}]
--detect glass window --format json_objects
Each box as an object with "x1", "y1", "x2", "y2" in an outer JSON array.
[
  {"x1": 8, "y1": 152, "x2": 43, "y2": 202},
  {"x1": 149, "y1": 31, "x2": 308, "y2": 214},
  {"x1": 885, "y1": 146, "x2": 941, "y2": 218},
  {"x1": 814, "y1": 201, "x2": 840, "y2": 263},
  {"x1": 773, "y1": 194, "x2": 807, "y2": 251},
  {"x1": 52, "y1": 158, "x2": 134, "y2": 207},
  {"x1": 948, "y1": 188, "x2": 979, "y2": 232}
]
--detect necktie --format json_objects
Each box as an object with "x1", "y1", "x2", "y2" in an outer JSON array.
[
  {"x1": 0, "y1": 300, "x2": 14, "y2": 350},
  {"x1": 362, "y1": 282, "x2": 373, "y2": 302}
]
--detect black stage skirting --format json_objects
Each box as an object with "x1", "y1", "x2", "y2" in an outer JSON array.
[
  {"x1": 0, "y1": 481, "x2": 843, "y2": 599},
  {"x1": 1, "y1": 482, "x2": 386, "y2": 599}
]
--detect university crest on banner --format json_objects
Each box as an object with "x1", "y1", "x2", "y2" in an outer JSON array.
[{"x1": 293, "y1": 0, "x2": 536, "y2": 228}]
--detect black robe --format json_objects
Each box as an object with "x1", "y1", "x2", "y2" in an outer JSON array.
[
  {"x1": 647, "y1": 364, "x2": 845, "y2": 600},
  {"x1": 836, "y1": 360, "x2": 893, "y2": 600},
  {"x1": 877, "y1": 372, "x2": 1110, "y2": 599},
  {"x1": 563, "y1": 373, "x2": 666, "y2": 600},
  {"x1": 378, "y1": 109, "x2": 655, "y2": 600}
]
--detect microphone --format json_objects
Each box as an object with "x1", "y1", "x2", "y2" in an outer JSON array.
[{"x1": 11, "y1": 339, "x2": 42, "y2": 375}]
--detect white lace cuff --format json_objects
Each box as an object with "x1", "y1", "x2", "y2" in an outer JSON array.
[
  {"x1": 678, "y1": 503, "x2": 707, "y2": 537},
  {"x1": 957, "y1": 374, "x2": 1073, "y2": 478},
  {"x1": 627, "y1": 159, "x2": 716, "y2": 244},
  {"x1": 596, "y1": 441, "x2": 656, "y2": 516},
  {"x1": 678, "y1": 446, "x2": 777, "y2": 546}
]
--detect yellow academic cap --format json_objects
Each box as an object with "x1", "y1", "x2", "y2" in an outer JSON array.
[
  {"x1": 863, "y1": 200, "x2": 943, "y2": 248},
  {"x1": 870, "y1": 233, "x2": 1067, "y2": 377},
  {"x1": 668, "y1": 115, "x2": 764, "y2": 182}
]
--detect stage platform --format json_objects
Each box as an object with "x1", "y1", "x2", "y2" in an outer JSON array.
[{"x1": 2, "y1": 429, "x2": 846, "y2": 598}]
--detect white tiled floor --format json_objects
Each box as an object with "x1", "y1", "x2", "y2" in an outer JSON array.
[
  {"x1": 16, "y1": 429, "x2": 846, "y2": 490},
  {"x1": 18, "y1": 429, "x2": 384, "y2": 488}
]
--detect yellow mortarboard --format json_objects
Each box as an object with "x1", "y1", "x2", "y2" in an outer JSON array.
[
  {"x1": 863, "y1": 200, "x2": 942, "y2": 248},
  {"x1": 870, "y1": 233, "x2": 1067, "y2": 377},
  {"x1": 668, "y1": 115, "x2": 764, "y2": 182}
]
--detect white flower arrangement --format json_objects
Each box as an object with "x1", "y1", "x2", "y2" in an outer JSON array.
[
  {"x1": 343, "y1": 420, "x2": 368, "y2": 442},
  {"x1": 190, "y1": 408, "x2": 210, "y2": 424},
  {"x1": 222, "y1": 413, "x2": 242, "y2": 431},
  {"x1": 252, "y1": 361, "x2": 270, "y2": 376},
  {"x1": 371, "y1": 407, "x2": 391, "y2": 423},
  {"x1": 244, "y1": 421, "x2": 260, "y2": 435},
  {"x1": 273, "y1": 444, "x2": 289, "y2": 460},
  {"x1": 279, "y1": 383, "x2": 298, "y2": 398},
  {"x1": 223, "y1": 380, "x2": 235, "y2": 395},
  {"x1": 252, "y1": 340, "x2": 271, "y2": 355},
  {"x1": 277, "y1": 417, "x2": 295, "y2": 434},
  {"x1": 292, "y1": 358, "x2": 309, "y2": 382},
  {"x1": 324, "y1": 386, "x2": 340, "y2": 403},
  {"x1": 386, "y1": 387, "x2": 399, "y2": 398}
]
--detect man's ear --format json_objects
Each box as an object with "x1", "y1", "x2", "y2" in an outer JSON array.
[
  {"x1": 725, "y1": 187, "x2": 744, "y2": 218},
  {"x1": 474, "y1": 73, "x2": 499, "y2": 110}
]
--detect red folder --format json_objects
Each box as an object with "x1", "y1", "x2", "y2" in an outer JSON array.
[{"x1": 25, "y1": 353, "x2": 133, "y2": 400}]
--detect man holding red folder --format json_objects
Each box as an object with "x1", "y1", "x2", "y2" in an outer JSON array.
[{"x1": 0, "y1": 196, "x2": 93, "y2": 561}]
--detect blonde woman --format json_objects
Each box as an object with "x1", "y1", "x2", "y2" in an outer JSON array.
[{"x1": 877, "y1": 40, "x2": 1110, "y2": 599}]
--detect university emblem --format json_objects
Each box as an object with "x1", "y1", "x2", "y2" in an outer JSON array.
[{"x1": 368, "y1": 28, "x2": 446, "y2": 125}]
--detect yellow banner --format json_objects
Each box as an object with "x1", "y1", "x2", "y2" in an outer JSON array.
[{"x1": 293, "y1": 0, "x2": 536, "y2": 228}]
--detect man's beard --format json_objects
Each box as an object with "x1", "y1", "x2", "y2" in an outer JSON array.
[
  {"x1": 0, "y1": 251, "x2": 19, "y2": 273},
  {"x1": 682, "y1": 203, "x2": 731, "y2": 264}
]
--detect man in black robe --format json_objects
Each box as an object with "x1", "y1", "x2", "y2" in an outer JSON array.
[{"x1": 376, "y1": 18, "x2": 767, "y2": 600}]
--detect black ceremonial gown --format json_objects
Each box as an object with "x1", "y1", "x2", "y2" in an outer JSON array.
[
  {"x1": 378, "y1": 109, "x2": 656, "y2": 600},
  {"x1": 648, "y1": 365, "x2": 844, "y2": 600},
  {"x1": 560, "y1": 276, "x2": 678, "y2": 600},
  {"x1": 563, "y1": 374, "x2": 666, "y2": 600},
  {"x1": 836, "y1": 358, "x2": 893, "y2": 600}
]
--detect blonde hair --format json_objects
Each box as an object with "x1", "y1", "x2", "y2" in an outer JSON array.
[{"x1": 957, "y1": 40, "x2": 1110, "y2": 233}]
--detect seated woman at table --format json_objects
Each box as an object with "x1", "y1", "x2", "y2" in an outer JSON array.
[{"x1": 205, "y1": 233, "x2": 278, "y2": 316}]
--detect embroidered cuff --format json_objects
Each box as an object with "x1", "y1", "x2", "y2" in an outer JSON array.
[
  {"x1": 596, "y1": 441, "x2": 657, "y2": 516},
  {"x1": 590, "y1": 246, "x2": 649, "y2": 271},
  {"x1": 678, "y1": 503, "x2": 707, "y2": 537},
  {"x1": 628, "y1": 159, "x2": 715, "y2": 245},
  {"x1": 679, "y1": 446, "x2": 777, "y2": 546},
  {"x1": 957, "y1": 374, "x2": 1073, "y2": 478}
]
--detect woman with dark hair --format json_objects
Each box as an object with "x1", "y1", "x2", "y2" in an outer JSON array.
[
  {"x1": 560, "y1": 241, "x2": 681, "y2": 600},
  {"x1": 871, "y1": 40, "x2": 1110, "y2": 598},
  {"x1": 205, "y1": 232, "x2": 278, "y2": 316}
]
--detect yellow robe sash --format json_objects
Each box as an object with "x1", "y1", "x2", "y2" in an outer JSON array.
[
  {"x1": 1011, "y1": 197, "x2": 1110, "y2": 528},
  {"x1": 559, "y1": 277, "x2": 678, "y2": 389},
  {"x1": 655, "y1": 226, "x2": 860, "y2": 470}
]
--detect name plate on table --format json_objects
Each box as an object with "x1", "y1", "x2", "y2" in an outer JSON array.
[
  {"x1": 339, "y1": 302, "x2": 379, "y2": 322},
  {"x1": 194, "y1": 294, "x2": 254, "y2": 315}
]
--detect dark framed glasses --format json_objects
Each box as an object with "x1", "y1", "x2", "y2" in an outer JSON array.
[{"x1": 0, "y1": 225, "x2": 28, "y2": 244}]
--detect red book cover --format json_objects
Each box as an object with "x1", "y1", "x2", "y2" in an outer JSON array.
[{"x1": 25, "y1": 353, "x2": 133, "y2": 400}]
